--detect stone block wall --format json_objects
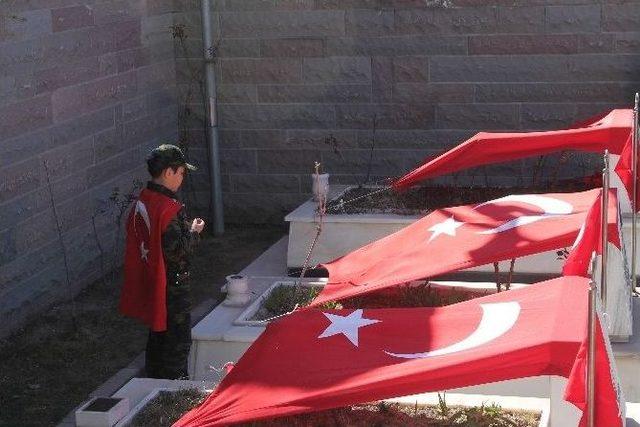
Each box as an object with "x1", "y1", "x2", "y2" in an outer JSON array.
[
  {"x1": 175, "y1": 0, "x2": 640, "y2": 224},
  {"x1": 0, "y1": 0, "x2": 181, "y2": 337}
]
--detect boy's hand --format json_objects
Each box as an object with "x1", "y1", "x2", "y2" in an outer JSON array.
[{"x1": 191, "y1": 218, "x2": 205, "y2": 234}]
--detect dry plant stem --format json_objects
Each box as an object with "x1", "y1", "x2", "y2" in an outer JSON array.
[
  {"x1": 298, "y1": 169, "x2": 327, "y2": 284},
  {"x1": 43, "y1": 161, "x2": 77, "y2": 328},
  {"x1": 297, "y1": 205, "x2": 325, "y2": 286},
  {"x1": 482, "y1": 166, "x2": 490, "y2": 187},
  {"x1": 325, "y1": 186, "x2": 392, "y2": 214},
  {"x1": 110, "y1": 183, "x2": 141, "y2": 284},
  {"x1": 551, "y1": 151, "x2": 568, "y2": 187},
  {"x1": 362, "y1": 114, "x2": 377, "y2": 186},
  {"x1": 91, "y1": 214, "x2": 108, "y2": 287},
  {"x1": 506, "y1": 258, "x2": 516, "y2": 291},
  {"x1": 173, "y1": 23, "x2": 209, "y2": 209},
  {"x1": 493, "y1": 262, "x2": 502, "y2": 292},
  {"x1": 531, "y1": 155, "x2": 546, "y2": 186},
  {"x1": 112, "y1": 203, "x2": 128, "y2": 283}
]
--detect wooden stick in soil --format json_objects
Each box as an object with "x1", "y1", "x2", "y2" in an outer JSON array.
[
  {"x1": 44, "y1": 160, "x2": 78, "y2": 330},
  {"x1": 506, "y1": 258, "x2": 516, "y2": 291},
  {"x1": 298, "y1": 164, "x2": 326, "y2": 286},
  {"x1": 551, "y1": 151, "x2": 568, "y2": 188},
  {"x1": 91, "y1": 214, "x2": 108, "y2": 287},
  {"x1": 493, "y1": 262, "x2": 502, "y2": 292}
]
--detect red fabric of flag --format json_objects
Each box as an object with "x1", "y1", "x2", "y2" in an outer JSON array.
[
  {"x1": 394, "y1": 109, "x2": 632, "y2": 190},
  {"x1": 175, "y1": 277, "x2": 624, "y2": 427},
  {"x1": 314, "y1": 189, "x2": 618, "y2": 307},
  {"x1": 120, "y1": 189, "x2": 182, "y2": 332},
  {"x1": 563, "y1": 190, "x2": 622, "y2": 277},
  {"x1": 614, "y1": 133, "x2": 640, "y2": 212}
]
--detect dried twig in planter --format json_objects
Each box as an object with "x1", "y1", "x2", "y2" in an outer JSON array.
[
  {"x1": 531, "y1": 155, "x2": 547, "y2": 187},
  {"x1": 91, "y1": 214, "x2": 108, "y2": 287},
  {"x1": 506, "y1": 258, "x2": 516, "y2": 291},
  {"x1": 362, "y1": 113, "x2": 377, "y2": 186},
  {"x1": 551, "y1": 151, "x2": 570, "y2": 188},
  {"x1": 493, "y1": 262, "x2": 502, "y2": 292},
  {"x1": 43, "y1": 160, "x2": 77, "y2": 329},
  {"x1": 298, "y1": 163, "x2": 327, "y2": 283}
]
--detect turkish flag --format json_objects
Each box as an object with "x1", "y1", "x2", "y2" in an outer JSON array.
[
  {"x1": 614, "y1": 133, "x2": 640, "y2": 212},
  {"x1": 313, "y1": 189, "x2": 618, "y2": 307},
  {"x1": 565, "y1": 309, "x2": 627, "y2": 427},
  {"x1": 563, "y1": 190, "x2": 622, "y2": 277},
  {"x1": 174, "y1": 277, "x2": 624, "y2": 427},
  {"x1": 120, "y1": 189, "x2": 182, "y2": 332},
  {"x1": 394, "y1": 109, "x2": 632, "y2": 190}
]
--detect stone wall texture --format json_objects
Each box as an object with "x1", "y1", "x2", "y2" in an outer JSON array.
[
  {"x1": 174, "y1": 0, "x2": 640, "y2": 225},
  {"x1": 1, "y1": 0, "x2": 640, "y2": 336},
  {"x1": 0, "y1": 0, "x2": 185, "y2": 337}
]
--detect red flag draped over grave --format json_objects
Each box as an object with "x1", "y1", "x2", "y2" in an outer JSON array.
[
  {"x1": 563, "y1": 190, "x2": 622, "y2": 277},
  {"x1": 393, "y1": 109, "x2": 632, "y2": 190},
  {"x1": 174, "y1": 277, "x2": 624, "y2": 427},
  {"x1": 312, "y1": 189, "x2": 619, "y2": 307},
  {"x1": 614, "y1": 133, "x2": 640, "y2": 211}
]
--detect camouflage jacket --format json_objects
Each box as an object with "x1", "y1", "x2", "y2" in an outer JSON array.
[{"x1": 146, "y1": 182, "x2": 199, "y2": 276}]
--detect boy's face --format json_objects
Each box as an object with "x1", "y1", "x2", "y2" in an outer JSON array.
[{"x1": 163, "y1": 166, "x2": 186, "y2": 192}]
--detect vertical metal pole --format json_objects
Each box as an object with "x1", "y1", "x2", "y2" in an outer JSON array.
[
  {"x1": 201, "y1": 0, "x2": 225, "y2": 235},
  {"x1": 586, "y1": 281, "x2": 597, "y2": 427},
  {"x1": 601, "y1": 151, "x2": 610, "y2": 308},
  {"x1": 632, "y1": 93, "x2": 638, "y2": 290}
]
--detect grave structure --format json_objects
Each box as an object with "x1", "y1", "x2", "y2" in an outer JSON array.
[{"x1": 188, "y1": 106, "x2": 639, "y2": 425}]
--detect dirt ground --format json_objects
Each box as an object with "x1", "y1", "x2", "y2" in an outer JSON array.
[
  {"x1": 326, "y1": 176, "x2": 598, "y2": 215},
  {"x1": 0, "y1": 224, "x2": 285, "y2": 427}
]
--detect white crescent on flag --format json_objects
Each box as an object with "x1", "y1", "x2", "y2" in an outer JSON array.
[
  {"x1": 384, "y1": 302, "x2": 520, "y2": 359},
  {"x1": 135, "y1": 200, "x2": 151, "y2": 231},
  {"x1": 474, "y1": 195, "x2": 573, "y2": 234}
]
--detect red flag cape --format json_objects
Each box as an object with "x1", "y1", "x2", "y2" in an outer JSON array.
[
  {"x1": 175, "y1": 277, "x2": 624, "y2": 427},
  {"x1": 120, "y1": 188, "x2": 182, "y2": 332},
  {"x1": 563, "y1": 190, "x2": 622, "y2": 277},
  {"x1": 614, "y1": 133, "x2": 640, "y2": 211},
  {"x1": 313, "y1": 189, "x2": 618, "y2": 307},
  {"x1": 393, "y1": 109, "x2": 632, "y2": 190}
]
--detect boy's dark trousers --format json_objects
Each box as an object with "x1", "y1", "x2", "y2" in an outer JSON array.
[{"x1": 145, "y1": 274, "x2": 192, "y2": 379}]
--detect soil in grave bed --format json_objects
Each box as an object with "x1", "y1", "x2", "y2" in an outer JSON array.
[
  {"x1": 250, "y1": 282, "x2": 480, "y2": 321},
  {"x1": 132, "y1": 389, "x2": 540, "y2": 427},
  {"x1": 326, "y1": 177, "x2": 598, "y2": 215},
  {"x1": 128, "y1": 388, "x2": 208, "y2": 427},
  {"x1": 240, "y1": 401, "x2": 541, "y2": 427}
]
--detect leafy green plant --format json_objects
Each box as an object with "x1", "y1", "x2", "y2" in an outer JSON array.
[
  {"x1": 434, "y1": 394, "x2": 520, "y2": 427},
  {"x1": 249, "y1": 285, "x2": 319, "y2": 321},
  {"x1": 437, "y1": 392, "x2": 449, "y2": 418},
  {"x1": 443, "y1": 403, "x2": 519, "y2": 427}
]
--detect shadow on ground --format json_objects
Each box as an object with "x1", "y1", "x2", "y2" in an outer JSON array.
[{"x1": 0, "y1": 224, "x2": 285, "y2": 427}]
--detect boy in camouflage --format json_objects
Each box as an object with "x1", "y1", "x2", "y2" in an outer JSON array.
[{"x1": 120, "y1": 144, "x2": 205, "y2": 379}]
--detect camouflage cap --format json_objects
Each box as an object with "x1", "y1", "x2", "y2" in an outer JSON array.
[{"x1": 147, "y1": 144, "x2": 197, "y2": 172}]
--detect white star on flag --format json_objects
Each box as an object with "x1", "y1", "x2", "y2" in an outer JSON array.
[
  {"x1": 140, "y1": 242, "x2": 149, "y2": 261},
  {"x1": 427, "y1": 216, "x2": 464, "y2": 243},
  {"x1": 318, "y1": 309, "x2": 380, "y2": 347}
]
